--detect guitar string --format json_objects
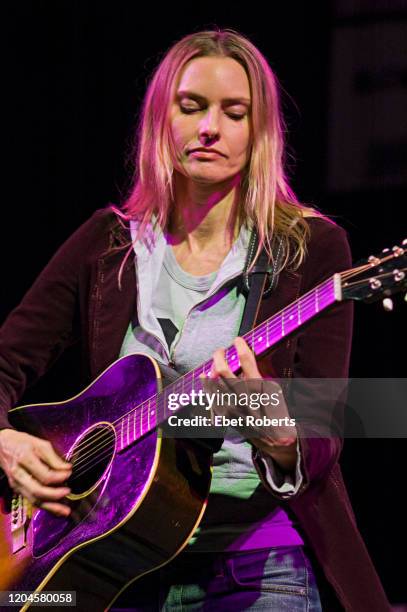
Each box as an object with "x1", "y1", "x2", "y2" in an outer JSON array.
[
  {"x1": 340, "y1": 267, "x2": 406, "y2": 289},
  {"x1": 340, "y1": 251, "x2": 405, "y2": 280},
  {"x1": 66, "y1": 259, "x2": 405, "y2": 473},
  {"x1": 67, "y1": 265, "x2": 404, "y2": 480},
  {"x1": 67, "y1": 281, "x2": 338, "y2": 475}
]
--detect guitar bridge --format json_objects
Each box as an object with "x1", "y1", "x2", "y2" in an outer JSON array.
[{"x1": 10, "y1": 493, "x2": 31, "y2": 553}]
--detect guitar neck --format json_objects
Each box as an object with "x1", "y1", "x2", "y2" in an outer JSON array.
[
  {"x1": 116, "y1": 274, "x2": 342, "y2": 450},
  {"x1": 239, "y1": 273, "x2": 342, "y2": 364}
]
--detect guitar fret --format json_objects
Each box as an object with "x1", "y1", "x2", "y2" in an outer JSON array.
[{"x1": 284, "y1": 306, "x2": 296, "y2": 335}]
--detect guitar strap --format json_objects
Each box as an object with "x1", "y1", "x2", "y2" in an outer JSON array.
[{"x1": 238, "y1": 229, "x2": 283, "y2": 335}]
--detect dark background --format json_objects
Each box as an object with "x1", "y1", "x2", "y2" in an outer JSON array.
[{"x1": 2, "y1": 0, "x2": 406, "y2": 605}]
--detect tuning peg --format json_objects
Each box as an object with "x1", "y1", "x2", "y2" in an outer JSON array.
[
  {"x1": 392, "y1": 246, "x2": 404, "y2": 257},
  {"x1": 382, "y1": 298, "x2": 393, "y2": 311},
  {"x1": 368, "y1": 255, "x2": 380, "y2": 265},
  {"x1": 393, "y1": 269, "x2": 406, "y2": 282},
  {"x1": 402, "y1": 239, "x2": 407, "y2": 246},
  {"x1": 369, "y1": 278, "x2": 382, "y2": 290}
]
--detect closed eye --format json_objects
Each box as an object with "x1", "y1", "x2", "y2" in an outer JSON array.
[
  {"x1": 180, "y1": 106, "x2": 246, "y2": 121},
  {"x1": 180, "y1": 106, "x2": 200, "y2": 114},
  {"x1": 227, "y1": 113, "x2": 246, "y2": 121}
]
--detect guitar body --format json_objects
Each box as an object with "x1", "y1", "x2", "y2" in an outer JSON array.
[{"x1": 0, "y1": 354, "x2": 212, "y2": 611}]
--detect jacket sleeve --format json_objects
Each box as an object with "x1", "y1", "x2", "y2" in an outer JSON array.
[
  {"x1": 253, "y1": 219, "x2": 354, "y2": 499},
  {"x1": 0, "y1": 209, "x2": 111, "y2": 429}
]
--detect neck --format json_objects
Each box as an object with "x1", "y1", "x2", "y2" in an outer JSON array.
[{"x1": 167, "y1": 173, "x2": 242, "y2": 252}]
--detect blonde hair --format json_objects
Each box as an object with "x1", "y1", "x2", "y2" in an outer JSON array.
[{"x1": 112, "y1": 28, "x2": 323, "y2": 281}]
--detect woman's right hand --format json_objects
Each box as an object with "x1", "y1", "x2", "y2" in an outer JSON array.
[{"x1": 0, "y1": 428, "x2": 72, "y2": 517}]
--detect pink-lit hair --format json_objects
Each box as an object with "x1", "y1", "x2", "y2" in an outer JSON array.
[{"x1": 112, "y1": 29, "x2": 321, "y2": 283}]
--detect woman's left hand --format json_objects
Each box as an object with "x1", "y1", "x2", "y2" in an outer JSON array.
[{"x1": 204, "y1": 337, "x2": 298, "y2": 471}]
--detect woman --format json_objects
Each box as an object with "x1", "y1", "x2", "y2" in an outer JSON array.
[{"x1": 0, "y1": 29, "x2": 390, "y2": 611}]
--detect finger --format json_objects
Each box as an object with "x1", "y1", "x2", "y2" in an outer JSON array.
[
  {"x1": 22, "y1": 454, "x2": 71, "y2": 486},
  {"x1": 199, "y1": 372, "x2": 213, "y2": 394},
  {"x1": 14, "y1": 467, "x2": 70, "y2": 502},
  {"x1": 199, "y1": 372, "x2": 222, "y2": 397},
  {"x1": 199, "y1": 371, "x2": 223, "y2": 392},
  {"x1": 34, "y1": 438, "x2": 72, "y2": 470},
  {"x1": 211, "y1": 348, "x2": 235, "y2": 379},
  {"x1": 234, "y1": 337, "x2": 261, "y2": 378},
  {"x1": 37, "y1": 501, "x2": 71, "y2": 517},
  {"x1": 27, "y1": 484, "x2": 72, "y2": 505}
]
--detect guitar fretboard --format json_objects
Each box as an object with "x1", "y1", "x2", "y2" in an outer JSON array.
[{"x1": 117, "y1": 274, "x2": 341, "y2": 451}]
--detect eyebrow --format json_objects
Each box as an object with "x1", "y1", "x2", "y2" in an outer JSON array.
[{"x1": 177, "y1": 90, "x2": 251, "y2": 107}]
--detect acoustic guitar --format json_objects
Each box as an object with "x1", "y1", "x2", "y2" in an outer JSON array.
[{"x1": 0, "y1": 242, "x2": 405, "y2": 611}]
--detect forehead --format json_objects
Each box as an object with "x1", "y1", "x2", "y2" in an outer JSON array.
[{"x1": 175, "y1": 56, "x2": 251, "y2": 100}]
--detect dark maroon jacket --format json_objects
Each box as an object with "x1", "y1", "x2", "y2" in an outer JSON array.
[{"x1": 0, "y1": 209, "x2": 391, "y2": 611}]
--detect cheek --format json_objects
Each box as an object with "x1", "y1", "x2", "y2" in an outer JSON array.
[
  {"x1": 170, "y1": 117, "x2": 192, "y2": 150},
  {"x1": 230, "y1": 125, "x2": 251, "y2": 162},
  {"x1": 170, "y1": 124, "x2": 182, "y2": 153},
  {"x1": 169, "y1": 118, "x2": 195, "y2": 173}
]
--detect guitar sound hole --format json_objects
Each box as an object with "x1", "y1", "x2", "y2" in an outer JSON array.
[{"x1": 66, "y1": 424, "x2": 115, "y2": 496}]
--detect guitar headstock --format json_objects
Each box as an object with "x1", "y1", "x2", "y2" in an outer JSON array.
[{"x1": 341, "y1": 239, "x2": 407, "y2": 303}]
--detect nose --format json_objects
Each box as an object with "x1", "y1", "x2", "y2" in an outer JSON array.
[{"x1": 198, "y1": 108, "x2": 220, "y2": 145}]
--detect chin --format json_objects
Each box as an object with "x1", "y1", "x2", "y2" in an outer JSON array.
[
  {"x1": 192, "y1": 174, "x2": 226, "y2": 184},
  {"x1": 175, "y1": 165, "x2": 241, "y2": 188},
  {"x1": 188, "y1": 170, "x2": 237, "y2": 185}
]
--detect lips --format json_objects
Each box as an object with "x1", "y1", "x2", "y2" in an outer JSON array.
[{"x1": 188, "y1": 147, "x2": 226, "y2": 157}]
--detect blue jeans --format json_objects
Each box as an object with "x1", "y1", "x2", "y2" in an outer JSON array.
[{"x1": 112, "y1": 546, "x2": 323, "y2": 611}]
